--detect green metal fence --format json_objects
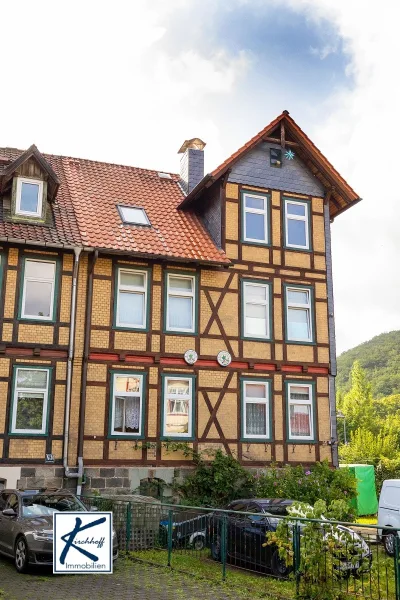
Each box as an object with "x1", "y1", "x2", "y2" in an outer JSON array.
[{"x1": 80, "y1": 496, "x2": 400, "y2": 600}]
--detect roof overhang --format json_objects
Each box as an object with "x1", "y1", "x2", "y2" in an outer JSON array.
[{"x1": 178, "y1": 111, "x2": 361, "y2": 219}]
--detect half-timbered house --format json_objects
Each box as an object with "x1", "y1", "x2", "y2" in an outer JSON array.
[{"x1": 0, "y1": 112, "x2": 360, "y2": 494}]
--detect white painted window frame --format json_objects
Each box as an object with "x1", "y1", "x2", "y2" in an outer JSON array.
[
  {"x1": 163, "y1": 376, "x2": 193, "y2": 438},
  {"x1": 285, "y1": 286, "x2": 313, "y2": 343},
  {"x1": 16, "y1": 177, "x2": 43, "y2": 218},
  {"x1": 284, "y1": 199, "x2": 310, "y2": 250},
  {"x1": 287, "y1": 382, "x2": 314, "y2": 441},
  {"x1": 116, "y1": 268, "x2": 147, "y2": 329},
  {"x1": 243, "y1": 281, "x2": 270, "y2": 339},
  {"x1": 11, "y1": 368, "x2": 49, "y2": 435},
  {"x1": 243, "y1": 193, "x2": 269, "y2": 244},
  {"x1": 21, "y1": 258, "x2": 56, "y2": 321},
  {"x1": 243, "y1": 380, "x2": 270, "y2": 440},
  {"x1": 166, "y1": 273, "x2": 196, "y2": 333},
  {"x1": 111, "y1": 373, "x2": 143, "y2": 437},
  {"x1": 118, "y1": 205, "x2": 150, "y2": 225}
]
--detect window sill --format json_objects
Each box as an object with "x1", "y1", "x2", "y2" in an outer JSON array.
[
  {"x1": 283, "y1": 245, "x2": 313, "y2": 253},
  {"x1": 18, "y1": 317, "x2": 56, "y2": 324},
  {"x1": 242, "y1": 335, "x2": 273, "y2": 343},
  {"x1": 112, "y1": 325, "x2": 149, "y2": 333},
  {"x1": 160, "y1": 435, "x2": 195, "y2": 442},
  {"x1": 107, "y1": 434, "x2": 145, "y2": 440},
  {"x1": 8, "y1": 432, "x2": 48, "y2": 438},
  {"x1": 285, "y1": 339, "x2": 316, "y2": 346},
  {"x1": 240, "y1": 240, "x2": 271, "y2": 247},
  {"x1": 286, "y1": 438, "x2": 317, "y2": 444},
  {"x1": 240, "y1": 437, "x2": 273, "y2": 443},
  {"x1": 163, "y1": 330, "x2": 197, "y2": 336}
]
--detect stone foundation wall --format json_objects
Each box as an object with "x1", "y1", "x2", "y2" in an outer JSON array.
[{"x1": 9, "y1": 465, "x2": 195, "y2": 498}]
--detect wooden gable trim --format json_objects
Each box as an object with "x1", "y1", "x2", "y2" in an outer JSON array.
[
  {"x1": 0, "y1": 145, "x2": 60, "y2": 200},
  {"x1": 178, "y1": 111, "x2": 361, "y2": 218}
]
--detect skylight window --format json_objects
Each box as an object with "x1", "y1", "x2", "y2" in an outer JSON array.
[
  {"x1": 158, "y1": 172, "x2": 172, "y2": 179},
  {"x1": 118, "y1": 205, "x2": 150, "y2": 226}
]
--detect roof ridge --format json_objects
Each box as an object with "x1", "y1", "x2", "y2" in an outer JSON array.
[
  {"x1": 54, "y1": 153, "x2": 179, "y2": 178},
  {"x1": 0, "y1": 146, "x2": 179, "y2": 178}
]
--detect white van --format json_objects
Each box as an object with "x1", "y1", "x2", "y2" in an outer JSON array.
[{"x1": 378, "y1": 479, "x2": 400, "y2": 555}]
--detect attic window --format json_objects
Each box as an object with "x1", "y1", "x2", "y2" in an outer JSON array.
[
  {"x1": 270, "y1": 148, "x2": 282, "y2": 168},
  {"x1": 16, "y1": 177, "x2": 43, "y2": 217},
  {"x1": 118, "y1": 205, "x2": 150, "y2": 226}
]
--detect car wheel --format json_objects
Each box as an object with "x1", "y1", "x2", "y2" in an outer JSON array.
[
  {"x1": 383, "y1": 530, "x2": 396, "y2": 557},
  {"x1": 192, "y1": 536, "x2": 205, "y2": 551},
  {"x1": 271, "y1": 549, "x2": 291, "y2": 578},
  {"x1": 15, "y1": 536, "x2": 29, "y2": 573},
  {"x1": 211, "y1": 535, "x2": 221, "y2": 561}
]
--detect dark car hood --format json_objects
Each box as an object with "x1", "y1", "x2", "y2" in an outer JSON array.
[{"x1": 21, "y1": 515, "x2": 54, "y2": 530}]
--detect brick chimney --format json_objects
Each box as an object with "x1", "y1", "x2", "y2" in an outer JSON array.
[{"x1": 178, "y1": 138, "x2": 206, "y2": 194}]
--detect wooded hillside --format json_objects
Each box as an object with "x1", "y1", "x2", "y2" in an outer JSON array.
[{"x1": 337, "y1": 330, "x2": 400, "y2": 398}]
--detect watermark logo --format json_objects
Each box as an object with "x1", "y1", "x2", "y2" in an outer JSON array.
[{"x1": 53, "y1": 512, "x2": 113, "y2": 573}]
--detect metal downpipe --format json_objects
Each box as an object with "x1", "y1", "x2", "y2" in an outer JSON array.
[{"x1": 63, "y1": 247, "x2": 82, "y2": 481}]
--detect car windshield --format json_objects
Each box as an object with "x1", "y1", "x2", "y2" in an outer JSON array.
[{"x1": 21, "y1": 494, "x2": 86, "y2": 517}]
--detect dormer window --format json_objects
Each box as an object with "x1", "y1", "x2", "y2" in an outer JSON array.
[
  {"x1": 118, "y1": 205, "x2": 150, "y2": 226},
  {"x1": 16, "y1": 177, "x2": 43, "y2": 217}
]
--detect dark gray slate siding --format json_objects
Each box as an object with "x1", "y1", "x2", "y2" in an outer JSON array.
[{"x1": 228, "y1": 142, "x2": 325, "y2": 197}]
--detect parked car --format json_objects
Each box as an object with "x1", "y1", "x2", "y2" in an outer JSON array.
[
  {"x1": 0, "y1": 488, "x2": 118, "y2": 572},
  {"x1": 209, "y1": 498, "x2": 372, "y2": 578},
  {"x1": 160, "y1": 509, "x2": 210, "y2": 550},
  {"x1": 378, "y1": 479, "x2": 400, "y2": 556}
]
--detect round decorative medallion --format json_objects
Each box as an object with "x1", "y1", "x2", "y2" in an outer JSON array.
[
  {"x1": 184, "y1": 349, "x2": 198, "y2": 365},
  {"x1": 217, "y1": 350, "x2": 232, "y2": 367}
]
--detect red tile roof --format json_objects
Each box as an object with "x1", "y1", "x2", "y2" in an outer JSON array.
[
  {"x1": 0, "y1": 148, "x2": 229, "y2": 265},
  {"x1": 0, "y1": 149, "x2": 81, "y2": 248}
]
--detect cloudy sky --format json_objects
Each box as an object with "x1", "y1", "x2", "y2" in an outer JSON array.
[{"x1": 2, "y1": 0, "x2": 398, "y2": 354}]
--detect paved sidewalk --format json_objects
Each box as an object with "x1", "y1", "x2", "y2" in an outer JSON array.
[{"x1": 0, "y1": 557, "x2": 242, "y2": 600}]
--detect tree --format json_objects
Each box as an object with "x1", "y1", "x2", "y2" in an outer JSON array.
[
  {"x1": 341, "y1": 361, "x2": 375, "y2": 433},
  {"x1": 339, "y1": 428, "x2": 399, "y2": 463}
]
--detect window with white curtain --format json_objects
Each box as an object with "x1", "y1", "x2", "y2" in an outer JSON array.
[
  {"x1": 11, "y1": 367, "x2": 50, "y2": 434},
  {"x1": 242, "y1": 380, "x2": 270, "y2": 440},
  {"x1": 163, "y1": 376, "x2": 193, "y2": 438},
  {"x1": 166, "y1": 274, "x2": 196, "y2": 333},
  {"x1": 287, "y1": 383, "x2": 314, "y2": 441},
  {"x1": 285, "y1": 286, "x2": 313, "y2": 343},
  {"x1": 21, "y1": 259, "x2": 56, "y2": 320},
  {"x1": 242, "y1": 193, "x2": 269, "y2": 244},
  {"x1": 116, "y1": 268, "x2": 148, "y2": 329},
  {"x1": 284, "y1": 199, "x2": 310, "y2": 250},
  {"x1": 243, "y1": 281, "x2": 270, "y2": 339},
  {"x1": 111, "y1": 373, "x2": 144, "y2": 436}
]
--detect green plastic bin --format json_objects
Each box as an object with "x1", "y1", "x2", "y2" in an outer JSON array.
[{"x1": 340, "y1": 464, "x2": 378, "y2": 516}]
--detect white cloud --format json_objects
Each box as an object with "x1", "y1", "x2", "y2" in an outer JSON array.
[
  {"x1": 0, "y1": 0, "x2": 251, "y2": 172},
  {"x1": 2, "y1": 0, "x2": 400, "y2": 354},
  {"x1": 281, "y1": 0, "x2": 400, "y2": 353}
]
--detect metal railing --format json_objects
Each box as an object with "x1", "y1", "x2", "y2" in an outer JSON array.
[{"x1": 79, "y1": 496, "x2": 400, "y2": 600}]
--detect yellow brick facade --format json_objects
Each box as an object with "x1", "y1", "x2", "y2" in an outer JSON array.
[{"x1": 0, "y1": 177, "x2": 333, "y2": 473}]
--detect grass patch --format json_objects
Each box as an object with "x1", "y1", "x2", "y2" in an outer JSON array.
[
  {"x1": 127, "y1": 548, "x2": 294, "y2": 599},
  {"x1": 357, "y1": 515, "x2": 378, "y2": 525}
]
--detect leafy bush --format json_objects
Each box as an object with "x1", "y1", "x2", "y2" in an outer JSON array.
[
  {"x1": 175, "y1": 449, "x2": 254, "y2": 507},
  {"x1": 254, "y1": 461, "x2": 357, "y2": 519},
  {"x1": 339, "y1": 428, "x2": 399, "y2": 463},
  {"x1": 267, "y1": 500, "x2": 367, "y2": 600},
  {"x1": 375, "y1": 456, "x2": 400, "y2": 494}
]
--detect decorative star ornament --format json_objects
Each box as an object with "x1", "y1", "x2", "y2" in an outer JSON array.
[
  {"x1": 285, "y1": 149, "x2": 295, "y2": 160},
  {"x1": 217, "y1": 350, "x2": 232, "y2": 367},
  {"x1": 184, "y1": 349, "x2": 198, "y2": 365}
]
